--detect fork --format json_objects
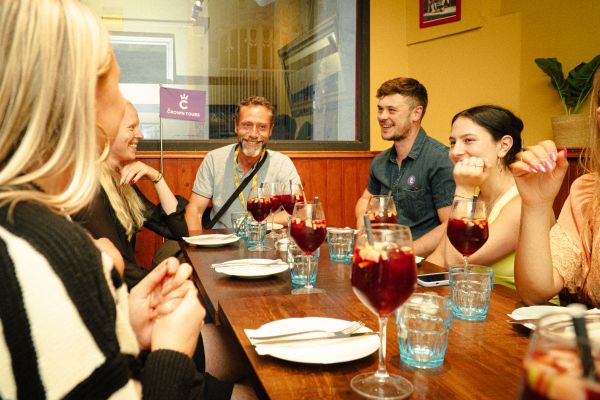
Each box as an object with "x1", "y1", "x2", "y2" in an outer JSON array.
[{"x1": 248, "y1": 320, "x2": 365, "y2": 340}]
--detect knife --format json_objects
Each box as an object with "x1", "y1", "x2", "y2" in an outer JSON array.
[{"x1": 252, "y1": 331, "x2": 378, "y2": 346}]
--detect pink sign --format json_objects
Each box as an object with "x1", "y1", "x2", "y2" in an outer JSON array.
[{"x1": 159, "y1": 87, "x2": 206, "y2": 122}]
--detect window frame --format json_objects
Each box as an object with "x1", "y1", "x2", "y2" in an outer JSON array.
[{"x1": 135, "y1": 1, "x2": 369, "y2": 152}]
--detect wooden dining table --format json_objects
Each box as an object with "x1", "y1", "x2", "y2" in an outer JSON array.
[{"x1": 182, "y1": 231, "x2": 531, "y2": 399}]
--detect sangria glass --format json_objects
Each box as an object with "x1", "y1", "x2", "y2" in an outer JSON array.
[
  {"x1": 246, "y1": 184, "x2": 272, "y2": 251},
  {"x1": 447, "y1": 198, "x2": 488, "y2": 267},
  {"x1": 289, "y1": 201, "x2": 326, "y2": 295},
  {"x1": 280, "y1": 181, "x2": 305, "y2": 215},
  {"x1": 264, "y1": 182, "x2": 283, "y2": 239},
  {"x1": 519, "y1": 313, "x2": 600, "y2": 399},
  {"x1": 366, "y1": 194, "x2": 398, "y2": 224},
  {"x1": 351, "y1": 223, "x2": 417, "y2": 399}
]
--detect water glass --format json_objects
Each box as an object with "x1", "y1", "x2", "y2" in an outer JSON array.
[
  {"x1": 396, "y1": 293, "x2": 453, "y2": 369},
  {"x1": 326, "y1": 227, "x2": 354, "y2": 263},
  {"x1": 245, "y1": 221, "x2": 266, "y2": 249},
  {"x1": 286, "y1": 242, "x2": 318, "y2": 288},
  {"x1": 449, "y1": 265, "x2": 494, "y2": 321},
  {"x1": 231, "y1": 212, "x2": 249, "y2": 238}
]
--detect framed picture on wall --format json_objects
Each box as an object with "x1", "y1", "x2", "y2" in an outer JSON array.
[{"x1": 420, "y1": 0, "x2": 461, "y2": 28}]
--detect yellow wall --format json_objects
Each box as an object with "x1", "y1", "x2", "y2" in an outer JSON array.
[{"x1": 370, "y1": 0, "x2": 600, "y2": 150}]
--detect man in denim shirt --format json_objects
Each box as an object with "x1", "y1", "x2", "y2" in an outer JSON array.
[{"x1": 355, "y1": 77, "x2": 455, "y2": 257}]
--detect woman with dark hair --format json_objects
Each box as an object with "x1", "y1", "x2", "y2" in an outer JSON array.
[{"x1": 427, "y1": 105, "x2": 523, "y2": 289}]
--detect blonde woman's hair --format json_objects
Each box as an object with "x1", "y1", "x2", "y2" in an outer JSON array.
[
  {"x1": 580, "y1": 68, "x2": 600, "y2": 289},
  {"x1": 0, "y1": 0, "x2": 112, "y2": 215},
  {"x1": 98, "y1": 162, "x2": 145, "y2": 240}
]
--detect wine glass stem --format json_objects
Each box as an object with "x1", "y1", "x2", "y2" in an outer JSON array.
[
  {"x1": 375, "y1": 315, "x2": 390, "y2": 379},
  {"x1": 463, "y1": 255, "x2": 469, "y2": 269},
  {"x1": 304, "y1": 253, "x2": 314, "y2": 289},
  {"x1": 258, "y1": 221, "x2": 266, "y2": 248}
]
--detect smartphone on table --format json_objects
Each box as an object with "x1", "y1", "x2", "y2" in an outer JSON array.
[{"x1": 417, "y1": 272, "x2": 449, "y2": 287}]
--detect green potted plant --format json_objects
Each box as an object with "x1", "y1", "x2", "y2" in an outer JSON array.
[{"x1": 535, "y1": 54, "x2": 600, "y2": 147}]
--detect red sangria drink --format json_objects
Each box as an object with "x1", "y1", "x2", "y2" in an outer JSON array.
[
  {"x1": 447, "y1": 218, "x2": 489, "y2": 256},
  {"x1": 448, "y1": 198, "x2": 488, "y2": 266},
  {"x1": 350, "y1": 223, "x2": 415, "y2": 399},
  {"x1": 247, "y1": 197, "x2": 272, "y2": 222},
  {"x1": 368, "y1": 211, "x2": 398, "y2": 224},
  {"x1": 290, "y1": 201, "x2": 326, "y2": 295},
  {"x1": 519, "y1": 313, "x2": 600, "y2": 400},
  {"x1": 281, "y1": 193, "x2": 305, "y2": 214},
  {"x1": 290, "y1": 218, "x2": 327, "y2": 254},
  {"x1": 351, "y1": 244, "x2": 416, "y2": 316},
  {"x1": 520, "y1": 349, "x2": 600, "y2": 400},
  {"x1": 270, "y1": 194, "x2": 282, "y2": 213}
]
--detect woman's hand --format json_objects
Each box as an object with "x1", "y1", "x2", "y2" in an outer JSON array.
[
  {"x1": 151, "y1": 280, "x2": 205, "y2": 357},
  {"x1": 453, "y1": 156, "x2": 492, "y2": 196},
  {"x1": 119, "y1": 161, "x2": 160, "y2": 185},
  {"x1": 509, "y1": 140, "x2": 568, "y2": 208},
  {"x1": 128, "y1": 257, "x2": 194, "y2": 350}
]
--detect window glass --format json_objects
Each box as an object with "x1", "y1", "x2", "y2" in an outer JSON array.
[{"x1": 84, "y1": 0, "x2": 367, "y2": 150}]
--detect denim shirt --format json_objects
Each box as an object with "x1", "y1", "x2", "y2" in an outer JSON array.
[{"x1": 367, "y1": 128, "x2": 455, "y2": 239}]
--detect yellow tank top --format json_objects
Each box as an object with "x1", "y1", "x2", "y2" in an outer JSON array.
[{"x1": 488, "y1": 185, "x2": 519, "y2": 289}]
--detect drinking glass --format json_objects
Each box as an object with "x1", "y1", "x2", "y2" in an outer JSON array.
[
  {"x1": 289, "y1": 201, "x2": 326, "y2": 294},
  {"x1": 519, "y1": 313, "x2": 600, "y2": 399},
  {"x1": 351, "y1": 223, "x2": 417, "y2": 399},
  {"x1": 264, "y1": 181, "x2": 283, "y2": 239},
  {"x1": 280, "y1": 181, "x2": 305, "y2": 215},
  {"x1": 246, "y1": 184, "x2": 272, "y2": 251},
  {"x1": 366, "y1": 194, "x2": 398, "y2": 224},
  {"x1": 447, "y1": 198, "x2": 488, "y2": 267}
]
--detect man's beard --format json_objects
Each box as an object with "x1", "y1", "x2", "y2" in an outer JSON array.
[{"x1": 239, "y1": 139, "x2": 265, "y2": 158}]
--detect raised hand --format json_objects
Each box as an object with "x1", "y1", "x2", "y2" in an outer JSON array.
[
  {"x1": 453, "y1": 156, "x2": 492, "y2": 195},
  {"x1": 119, "y1": 161, "x2": 160, "y2": 185},
  {"x1": 509, "y1": 140, "x2": 568, "y2": 208}
]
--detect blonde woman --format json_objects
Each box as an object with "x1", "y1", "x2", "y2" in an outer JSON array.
[
  {"x1": 0, "y1": 1, "x2": 206, "y2": 398},
  {"x1": 510, "y1": 68, "x2": 600, "y2": 307},
  {"x1": 75, "y1": 102, "x2": 189, "y2": 289}
]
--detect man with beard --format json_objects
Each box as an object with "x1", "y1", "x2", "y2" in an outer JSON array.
[
  {"x1": 355, "y1": 77, "x2": 455, "y2": 257},
  {"x1": 186, "y1": 96, "x2": 300, "y2": 230}
]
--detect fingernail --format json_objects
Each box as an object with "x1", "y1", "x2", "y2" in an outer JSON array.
[
  {"x1": 544, "y1": 160, "x2": 553, "y2": 170},
  {"x1": 550, "y1": 152, "x2": 558, "y2": 162},
  {"x1": 559, "y1": 146, "x2": 568, "y2": 155},
  {"x1": 130, "y1": 179, "x2": 135, "y2": 184},
  {"x1": 536, "y1": 163, "x2": 546, "y2": 173},
  {"x1": 529, "y1": 167, "x2": 538, "y2": 174}
]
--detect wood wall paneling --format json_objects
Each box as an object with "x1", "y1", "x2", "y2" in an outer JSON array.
[
  {"x1": 132, "y1": 148, "x2": 585, "y2": 269},
  {"x1": 134, "y1": 151, "x2": 375, "y2": 268}
]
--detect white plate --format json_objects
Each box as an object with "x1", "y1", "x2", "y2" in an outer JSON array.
[
  {"x1": 215, "y1": 262, "x2": 289, "y2": 279},
  {"x1": 508, "y1": 306, "x2": 567, "y2": 330},
  {"x1": 509, "y1": 305, "x2": 566, "y2": 321},
  {"x1": 267, "y1": 223, "x2": 284, "y2": 231},
  {"x1": 183, "y1": 234, "x2": 240, "y2": 247},
  {"x1": 245, "y1": 317, "x2": 379, "y2": 364}
]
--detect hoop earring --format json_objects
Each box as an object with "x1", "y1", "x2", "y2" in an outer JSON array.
[
  {"x1": 496, "y1": 157, "x2": 505, "y2": 172},
  {"x1": 96, "y1": 123, "x2": 110, "y2": 162}
]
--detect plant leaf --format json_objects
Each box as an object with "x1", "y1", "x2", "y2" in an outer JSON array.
[
  {"x1": 535, "y1": 58, "x2": 570, "y2": 113},
  {"x1": 567, "y1": 54, "x2": 600, "y2": 114}
]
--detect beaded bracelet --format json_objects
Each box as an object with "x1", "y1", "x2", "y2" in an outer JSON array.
[{"x1": 153, "y1": 171, "x2": 163, "y2": 183}]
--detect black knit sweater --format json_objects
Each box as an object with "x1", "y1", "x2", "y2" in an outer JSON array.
[{"x1": 0, "y1": 200, "x2": 203, "y2": 399}]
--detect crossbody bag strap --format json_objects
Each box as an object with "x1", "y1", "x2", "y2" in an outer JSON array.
[{"x1": 204, "y1": 150, "x2": 269, "y2": 229}]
